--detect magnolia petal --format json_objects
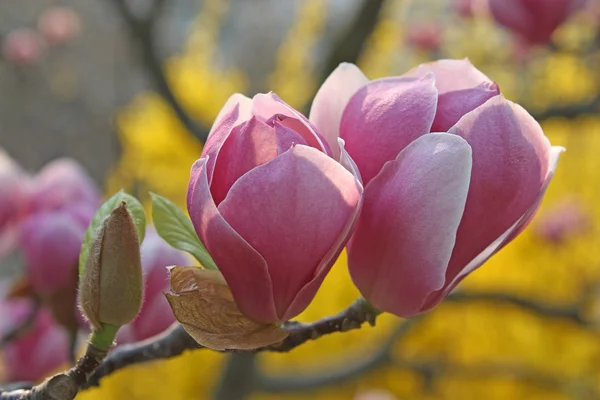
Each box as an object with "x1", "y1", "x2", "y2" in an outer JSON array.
[
  {"x1": 272, "y1": 119, "x2": 310, "y2": 153},
  {"x1": 210, "y1": 117, "x2": 278, "y2": 205},
  {"x1": 423, "y1": 146, "x2": 565, "y2": 310},
  {"x1": 282, "y1": 140, "x2": 364, "y2": 320},
  {"x1": 28, "y1": 158, "x2": 99, "y2": 214},
  {"x1": 209, "y1": 93, "x2": 253, "y2": 136},
  {"x1": 444, "y1": 96, "x2": 553, "y2": 285},
  {"x1": 165, "y1": 266, "x2": 288, "y2": 350},
  {"x1": 200, "y1": 103, "x2": 240, "y2": 182},
  {"x1": 218, "y1": 145, "x2": 361, "y2": 320},
  {"x1": 187, "y1": 158, "x2": 277, "y2": 323},
  {"x1": 19, "y1": 211, "x2": 85, "y2": 294},
  {"x1": 408, "y1": 58, "x2": 495, "y2": 94},
  {"x1": 252, "y1": 93, "x2": 331, "y2": 156},
  {"x1": 408, "y1": 59, "x2": 500, "y2": 132},
  {"x1": 348, "y1": 133, "x2": 472, "y2": 317},
  {"x1": 309, "y1": 63, "x2": 369, "y2": 160},
  {"x1": 340, "y1": 74, "x2": 438, "y2": 185}
]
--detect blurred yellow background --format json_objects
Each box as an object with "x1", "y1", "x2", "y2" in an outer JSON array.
[{"x1": 5, "y1": 0, "x2": 600, "y2": 398}]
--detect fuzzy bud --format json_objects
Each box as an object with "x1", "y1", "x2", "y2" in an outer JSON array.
[{"x1": 78, "y1": 201, "x2": 143, "y2": 330}]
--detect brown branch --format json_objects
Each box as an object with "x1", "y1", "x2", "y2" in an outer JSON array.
[
  {"x1": 85, "y1": 298, "x2": 379, "y2": 388},
  {"x1": 0, "y1": 344, "x2": 107, "y2": 400},
  {"x1": 531, "y1": 96, "x2": 600, "y2": 121},
  {"x1": 85, "y1": 322, "x2": 200, "y2": 388},
  {"x1": 446, "y1": 291, "x2": 587, "y2": 324},
  {"x1": 108, "y1": 0, "x2": 209, "y2": 142},
  {"x1": 256, "y1": 319, "x2": 418, "y2": 393}
]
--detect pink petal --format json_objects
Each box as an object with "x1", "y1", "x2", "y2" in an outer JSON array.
[
  {"x1": 27, "y1": 158, "x2": 99, "y2": 214},
  {"x1": 19, "y1": 210, "x2": 85, "y2": 294},
  {"x1": 443, "y1": 96, "x2": 553, "y2": 287},
  {"x1": 140, "y1": 228, "x2": 189, "y2": 300},
  {"x1": 423, "y1": 146, "x2": 564, "y2": 309},
  {"x1": 432, "y1": 83, "x2": 500, "y2": 133},
  {"x1": 347, "y1": 133, "x2": 472, "y2": 317},
  {"x1": 131, "y1": 293, "x2": 175, "y2": 342},
  {"x1": 210, "y1": 117, "x2": 278, "y2": 205},
  {"x1": 340, "y1": 74, "x2": 438, "y2": 185},
  {"x1": 252, "y1": 93, "x2": 332, "y2": 156},
  {"x1": 282, "y1": 140, "x2": 363, "y2": 320},
  {"x1": 488, "y1": 0, "x2": 586, "y2": 45},
  {"x1": 187, "y1": 158, "x2": 277, "y2": 323},
  {"x1": 309, "y1": 63, "x2": 369, "y2": 160},
  {"x1": 200, "y1": 103, "x2": 241, "y2": 182},
  {"x1": 209, "y1": 93, "x2": 253, "y2": 136},
  {"x1": 218, "y1": 145, "x2": 362, "y2": 320},
  {"x1": 4, "y1": 307, "x2": 69, "y2": 382},
  {"x1": 272, "y1": 119, "x2": 310, "y2": 153},
  {"x1": 0, "y1": 172, "x2": 23, "y2": 231},
  {"x1": 409, "y1": 59, "x2": 495, "y2": 95},
  {"x1": 408, "y1": 59, "x2": 500, "y2": 132}
]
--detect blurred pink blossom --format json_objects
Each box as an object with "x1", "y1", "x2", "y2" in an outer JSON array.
[
  {"x1": 116, "y1": 228, "x2": 189, "y2": 344},
  {"x1": 406, "y1": 23, "x2": 442, "y2": 52},
  {"x1": 488, "y1": 0, "x2": 588, "y2": 45},
  {"x1": 1, "y1": 299, "x2": 69, "y2": 383},
  {"x1": 534, "y1": 199, "x2": 591, "y2": 243},
  {"x1": 37, "y1": 7, "x2": 82, "y2": 46},
  {"x1": 1, "y1": 28, "x2": 45, "y2": 65}
]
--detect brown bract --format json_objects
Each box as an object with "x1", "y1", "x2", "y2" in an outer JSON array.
[{"x1": 165, "y1": 266, "x2": 289, "y2": 351}]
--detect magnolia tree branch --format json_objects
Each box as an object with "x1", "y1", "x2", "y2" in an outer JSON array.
[
  {"x1": 256, "y1": 318, "x2": 418, "y2": 393},
  {"x1": 446, "y1": 291, "x2": 588, "y2": 325},
  {"x1": 0, "y1": 344, "x2": 107, "y2": 400},
  {"x1": 86, "y1": 297, "x2": 378, "y2": 388},
  {"x1": 108, "y1": 0, "x2": 209, "y2": 141},
  {"x1": 0, "y1": 291, "x2": 593, "y2": 398}
]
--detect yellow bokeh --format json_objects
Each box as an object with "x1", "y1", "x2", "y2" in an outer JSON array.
[{"x1": 84, "y1": 1, "x2": 600, "y2": 399}]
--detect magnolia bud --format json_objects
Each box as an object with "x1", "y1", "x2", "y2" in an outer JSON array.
[
  {"x1": 165, "y1": 266, "x2": 289, "y2": 351},
  {"x1": 78, "y1": 202, "x2": 143, "y2": 330}
]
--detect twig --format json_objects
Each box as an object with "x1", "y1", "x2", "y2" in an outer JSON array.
[
  {"x1": 108, "y1": 0, "x2": 209, "y2": 141},
  {"x1": 446, "y1": 291, "x2": 587, "y2": 324},
  {"x1": 85, "y1": 298, "x2": 379, "y2": 388},
  {"x1": 84, "y1": 322, "x2": 200, "y2": 388},
  {"x1": 531, "y1": 96, "x2": 600, "y2": 121},
  {"x1": 256, "y1": 319, "x2": 418, "y2": 393},
  {"x1": 0, "y1": 344, "x2": 107, "y2": 400},
  {"x1": 213, "y1": 353, "x2": 257, "y2": 400}
]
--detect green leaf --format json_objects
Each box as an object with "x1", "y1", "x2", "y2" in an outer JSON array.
[
  {"x1": 151, "y1": 193, "x2": 217, "y2": 270},
  {"x1": 79, "y1": 191, "x2": 147, "y2": 275}
]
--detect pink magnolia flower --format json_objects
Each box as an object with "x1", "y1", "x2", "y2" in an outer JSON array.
[
  {"x1": 37, "y1": 7, "x2": 81, "y2": 47},
  {"x1": 309, "y1": 59, "x2": 563, "y2": 317},
  {"x1": 187, "y1": 93, "x2": 363, "y2": 323},
  {"x1": 23, "y1": 158, "x2": 100, "y2": 215},
  {"x1": 18, "y1": 208, "x2": 90, "y2": 295},
  {"x1": 1, "y1": 28, "x2": 45, "y2": 66},
  {"x1": 0, "y1": 150, "x2": 30, "y2": 259},
  {"x1": 17, "y1": 158, "x2": 99, "y2": 295},
  {"x1": 354, "y1": 390, "x2": 398, "y2": 400},
  {"x1": 534, "y1": 198, "x2": 590, "y2": 244},
  {"x1": 117, "y1": 229, "x2": 189, "y2": 344},
  {"x1": 488, "y1": 0, "x2": 588, "y2": 45},
  {"x1": 1, "y1": 299, "x2": 69, "y2": 383},
  {"x1": 405, "y1": 23, "x2": 442, "y2": 52}
]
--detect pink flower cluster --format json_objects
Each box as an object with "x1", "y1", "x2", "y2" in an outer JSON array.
[
  {"x1": 0, "y1": 155, "x2": 187, "y2": 382},
  {"x1": 187, "y1": 59, "x2": 562, "y2": 322}
]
